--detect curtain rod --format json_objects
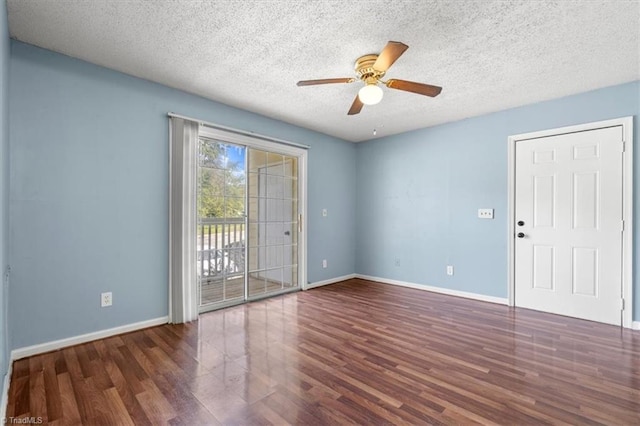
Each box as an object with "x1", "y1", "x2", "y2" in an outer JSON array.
[{"x1": 168, "y1": 112, "x2": 310, "y2": 150}]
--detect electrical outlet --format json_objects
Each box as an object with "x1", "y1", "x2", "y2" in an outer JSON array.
[
  {"x1": 322, "y1": 259, "x2": 328, "y2": 268},
  {"x1": 322, "y1": 209, "x2": 328, "y2": 217},
  {"x1": 101, "y1": 292, "x2": 112, "y2": 307},
  {"x1": 478, "y1": 208, "x2": 494, "y2": 219},
  {"x1": 395, "y1": 258, "x2": 401, "y2": 267},
  {"x1": 447, "y1": 265, "x2": 454, "y2": 276}
]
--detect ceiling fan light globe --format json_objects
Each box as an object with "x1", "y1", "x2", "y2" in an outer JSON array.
[{"x1": 358, "y1": 84, "x2": 383, "y2": 105}]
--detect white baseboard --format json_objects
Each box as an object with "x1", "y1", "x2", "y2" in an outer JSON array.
[
  {"x1": 355, "y1": 274, "x2": 509, "y2": 305},
  {"x1": 306, "y1": 274, "x2": 357, "y2": 290},
  {"x1": 0, "y1": 360, "x2": 12, "y2": 423},
  {"x1": 11, "y1": 316, "x2": 169, "y2": 361},
  {"x1": 633, "y1": 321, "x2": 640, "y2": 331}
]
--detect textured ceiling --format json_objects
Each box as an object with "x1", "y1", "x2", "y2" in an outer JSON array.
[{"x1": 7, "y1": 0, "x2": 640, "y2": 142}]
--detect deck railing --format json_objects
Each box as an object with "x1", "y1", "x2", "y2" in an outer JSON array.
[{"x1": 197, "y1": 217, "x2": 245, "y2": 280}]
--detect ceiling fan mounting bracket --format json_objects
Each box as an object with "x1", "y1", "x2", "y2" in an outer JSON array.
[{"x1": 354, "y1": 54, "x2": 385, "y2": 81}]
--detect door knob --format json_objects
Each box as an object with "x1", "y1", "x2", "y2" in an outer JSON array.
[
  {"x1": 517, "y1": 221, "x2": 524, "y2": 226},
  {"x1": 517, "y1": 232, "x2": 525, "y2": 238}
]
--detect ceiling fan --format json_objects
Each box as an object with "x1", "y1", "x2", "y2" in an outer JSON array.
[{"x1": 297, "y1": 41, "x2": 442, "y2": 115}]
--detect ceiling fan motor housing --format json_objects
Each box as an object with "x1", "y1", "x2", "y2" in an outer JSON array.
[{"x1": 355, "y1": 54, "x2": 385, "y2": 82}]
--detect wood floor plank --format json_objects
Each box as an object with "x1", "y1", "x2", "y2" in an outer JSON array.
[
  {"x1": 6, "y1": 278, "x2": 640, "y2": 424},
  {"x1": 42, "y1": 355, "x2": 62, "y2": 423},
  {"x1": 11, "y1": 375, "x2": 30, "y2": 417},
  {"x1": 55, "y1": 372, "x2": 82, "y2": 425},
  {"x1": 103, "y1": 387, "x2": 135, "y2": 426},
  {"x1": 28, "y1": 355, "x2": 48, "y2": 423}
]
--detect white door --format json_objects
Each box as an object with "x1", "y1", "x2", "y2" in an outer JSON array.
[{"x1": 514, "y1": 126, "x2": 624, "y2": 325}]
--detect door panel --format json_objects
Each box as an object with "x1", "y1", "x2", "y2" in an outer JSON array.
[
  {"x1": 197, "y1": 140, "x2": 247, "y2": 310},
  {"x1": 514, "y1": 126, "x2": 623, "y2": 325},
  {"x1": 248, "y1": 149, "x2": 299, "y2": 298},
  {"x1": 572, "y1": 172, "x2": 598, "y2": 229},
  {"x1": 532, "y1": 245, "x2": 554, "y2": 290},
  {"x1": 533, "y1": 175, "x2": 555, "y2": 227},
  {"x1": 572, "y1": 247, "x2": 597, "y2": 296}
]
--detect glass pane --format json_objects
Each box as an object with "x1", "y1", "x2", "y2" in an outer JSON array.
[
  {"x1": 248, "y1": 272, "x2": 266, "y2": 297},
  {"x1": 266, "y1": 244, "x2": 283, "y2": 269},
  {"x1": 256, "y1": 222, "x2": 267, "y2": 247},
  {"x1": 248, "y1": 150, "x2": 267, "y2": 173},
  {"x1": 291, "y1": 265, "x2": 298, "y2": 287},
  {"x1": 266, "y1": 223, "x2": 283, "y2": 246},
  {"x1": 266, "y1": 153, "x2": 284, "y2": 176},
  {"x1": 198, "y1": 139, "x2": 247, "y2": 310},
  {"x1": 291, "y1": 178, "x2": 298, "y2": 201},
  {"x1": 284, "y1": 222, "x2": 297, "y2": 245},
  {"x1": 266, "y1": 175, "x2": 284, "y2": 199},
  {"x1": 225, "y1": 144, "x2": 245, "y2": 170},
  {"x1": 248, "y1": 172, "x2": 261, "y2": 198},
  {"x1": 283, "y1": 245, "x2": 297, "y2": 267},
  {"x1": 284, "y1": 157, "x2": 298, "y2": 178},
  {"x1": 266, "y1": 199, "x2": 284, "y2": 222},
  {"x1": 224, "y1": 197, "x2": 245, "y2": 218},
  {"x1": 225, "y1": 172, "x2": 245, "y2": 199},
  {"x1": 199, "y1": 168, "x2": 225, "y2": 197},
  {"x1": 283, "y1": 266, "x2": 298, "y2": 288},
  {"x1": 224, "y1": 276, "x2": 243, "y2": 300},
  {"x1": 225, "y1": 240, "x2": 244, "y2": 275},
  {"x1": 224, "y1": 223, "x2": 244, "y2": 247},
  {"x1": 247, "y1": 198, "x2": 260, "y2": 223},
  {"x1": 248, "y1": 222, "x2": 260, "y2": 244},
  {"x1": 247, "y1": 246, "x2": 263, "y2": 272},
  {"x1": 282, "y1": 178, "x2": 297, "y2": 200},
  {"x1": 283, "y1": 199, "x2": 297, "y2": 222},
  {"x1": 199, "y1": 140, "x2": 226, "y2": 168},
  {"x1": 267, "y1": 268, "x2": 283, "y2": 291},
  {"x1": 200, "y1": 278, "x2": 224, "y2": 305}
]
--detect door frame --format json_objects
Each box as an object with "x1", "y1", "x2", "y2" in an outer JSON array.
[
  {"x1": 199, "y1": 125, "x2": 309, "y2": 293},
  {"x1": 507, "y1": 117, "x2": 634, "y2": 328}
]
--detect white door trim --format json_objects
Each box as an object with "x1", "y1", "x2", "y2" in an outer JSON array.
[{"x1": 507, "y1": 117, "x2": 634, "y2": 328}]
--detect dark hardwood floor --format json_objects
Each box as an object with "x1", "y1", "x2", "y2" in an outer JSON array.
[{"x1": 6, "y1": 278, "x2": 640, "y2": 425}]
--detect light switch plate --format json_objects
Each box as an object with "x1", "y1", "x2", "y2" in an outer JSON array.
[{"x1": 478, "y1": 208, "x2": 494, "y2": 219}]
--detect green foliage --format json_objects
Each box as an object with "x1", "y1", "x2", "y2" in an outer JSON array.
[{"x1": 198, "y1": 140, "x2": 245, "y2": 219}]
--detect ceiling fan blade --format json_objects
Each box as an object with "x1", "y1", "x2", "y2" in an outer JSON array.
[
  {"x1": 297, "y1": 78, "x2": 355, "y2": 86},
  {"x1": 347, "y1": 95, "x2": 364, "y2": 115},
  {"x1": 386, "y1": 79, "x2": 442, "y2": 97},
  {"x1": 373, "y1": 41, "x2": 409, "y2": 72}
]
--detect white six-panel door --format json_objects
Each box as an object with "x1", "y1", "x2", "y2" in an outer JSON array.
[{"x1": 514, "y1": 126, "x2": 624, "y2": 325}]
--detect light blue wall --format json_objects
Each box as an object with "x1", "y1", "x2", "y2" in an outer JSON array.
[
  {"x1": 9, "y1": 41, "x2": 356, "y2": 349},
  {"x1": 0, "y1": 0, "x2": 9, "y2": 378},
  {"x1": 356, "y1": 81, "x2": 640, "y2": 319},
  {"x1": 7, "y1": 39, "x2": 640, "y2": 351}
]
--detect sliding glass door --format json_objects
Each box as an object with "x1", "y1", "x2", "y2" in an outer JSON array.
[
  {"x1": 197, "y1": 133, "x2": 305, "y2": 313},
  {"x1": 197, "y1": 140, "x2": 246, "y2": 309},
  {"x1": 247, "y1": 150, "x2": 299, "y2": 299}
]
